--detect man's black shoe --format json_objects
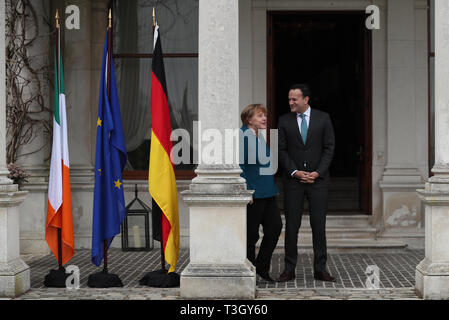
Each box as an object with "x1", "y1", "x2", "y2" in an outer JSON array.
[
  {"x1": 276, "y1": 270, "x2": 296, "y2": 282},
  {"x1": 257, "y1": 271, "x2": 275, "y2": 283},
  {"x1": 314, "y1": 271, "x2": 336, "y2": 282}
]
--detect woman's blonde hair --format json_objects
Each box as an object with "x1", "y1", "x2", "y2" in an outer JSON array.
[{"x1": 240, "y1": 104, "x2": 267, "y2": 126}]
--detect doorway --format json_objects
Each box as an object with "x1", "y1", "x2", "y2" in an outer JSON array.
[{"x1": 267, "y1": 11, "x2": 372, "y2": 214}]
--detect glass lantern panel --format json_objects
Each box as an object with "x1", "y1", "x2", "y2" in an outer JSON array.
[{"x1": 127, "y1": 215, "x2": 147, "y2": 249}]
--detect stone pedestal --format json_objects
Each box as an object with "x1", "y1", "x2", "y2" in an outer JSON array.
[
  {"x1": 0, "y1": 185, "x2": 29, "y2": 297},
  {"x1": 416, "y1": 175, "x2": 449, "y2": 299},
  {"x1": 379, "y1": 168, "x2": 424, "y2": 230},
  {"x1": 181, "y1": 166, "x2": 255, "y2": 299}
]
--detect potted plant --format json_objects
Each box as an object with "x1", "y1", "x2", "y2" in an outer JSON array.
[{"x1": 7, "y1": 163, "x2": 30, "y2": 190}]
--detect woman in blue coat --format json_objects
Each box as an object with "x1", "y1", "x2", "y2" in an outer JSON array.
[{"x1": 240, "y1": 104, "x2": 282, "y2": 283}]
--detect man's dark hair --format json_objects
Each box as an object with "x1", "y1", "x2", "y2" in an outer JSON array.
[{"x1": 290, "y1": 83, "x2": 311, "y2": 99}]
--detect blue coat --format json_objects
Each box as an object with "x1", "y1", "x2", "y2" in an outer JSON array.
[{"x1": 240, "y1": 125, "x2": 279, "y2": 199}]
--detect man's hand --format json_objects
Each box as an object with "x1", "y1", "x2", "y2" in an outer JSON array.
[
  {"x1": 293, "y1": 171, "x2": 309, "y2": 182},
  {"x1": 294, "y1": 171, "x2": 319, "y2": 184},
  {"x1": 307, "y1": 172, "x2": 319, "y2": 183}
]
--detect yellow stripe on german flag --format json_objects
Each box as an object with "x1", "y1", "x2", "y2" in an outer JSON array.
[{"x1": 149, "y1": 132, "x2": 179, "y2": 273}]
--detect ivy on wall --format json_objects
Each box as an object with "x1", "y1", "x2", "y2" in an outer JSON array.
[{"x1": 5, "y1": 0, "x2": 52, "y2": 164}]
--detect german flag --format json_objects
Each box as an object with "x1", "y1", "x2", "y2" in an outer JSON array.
[{"x1": 149, "y1": 23, "x2": 179, "y2": 273}]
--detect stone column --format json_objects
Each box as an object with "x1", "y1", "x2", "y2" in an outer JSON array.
[
  {"x1": 64, "y1": 0, "x2": 95, "y2": 174},
  {"x1": 180, "y1": 0, "x2": 255, "y2": 299},
  {"x1": 415, "y1": 0, "x2": 449, "y2": 300},
  {"x1": 379, "y1": 0, "x2": 425, "y2": 231},
  {"x1": 0, "y1": 0, "x2": 29, "y2": 297}
]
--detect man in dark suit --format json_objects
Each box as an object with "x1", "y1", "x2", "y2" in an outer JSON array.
[{"x1": 277, "y1": 83, "x2": 336, "y2": 282}]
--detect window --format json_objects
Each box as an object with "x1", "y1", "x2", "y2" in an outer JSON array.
[{"x1": 112, "y1": 0, "x2": 199, "y2": 179}]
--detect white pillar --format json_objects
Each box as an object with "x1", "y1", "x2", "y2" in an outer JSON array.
[
  {"x1": 180, "y1": 0, "x2": 255, "y2": 299},
  {"x1": 0, "y1": 0, "x2": 29, "y2": 298},
  {"x1": 64, "y1": 0, "x2": 94, "y2": 171},
  {"x1": 379, "y1": 0, "x2": 425, "y2": 231},
  {"x1": 415, "y1": 0, "x2": 449, "y2": 300}
]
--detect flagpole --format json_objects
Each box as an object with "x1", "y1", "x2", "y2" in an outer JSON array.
[
  {"x1": 55, "y1": 10, "x2": 64, "y2": 272},
  {"x1": 152, "y1": 7, "x2": 166, "y2": 272},
  {"x1": 140, "y1": 7, "x2": 179, "y2": 287},
  {"x1": 107, "y1": 9, "x2": 112, "y2": 98},
  {"x1": 43, "y1": 9, "x2": 73, "y2": 288},
  {"x1": 102, "y1": 8, "x2": 114, "y2": 274},
  {"x1": 87, "y1": 7, "x2": 124, "y2": 288}
]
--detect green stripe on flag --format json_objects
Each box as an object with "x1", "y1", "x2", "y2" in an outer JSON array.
[
  {"x1": 53, "y1": 48, "x2": 60, "y2": 125},
  {"x1": 59, "y1": 51, "x2": 65, "y2": 95}
]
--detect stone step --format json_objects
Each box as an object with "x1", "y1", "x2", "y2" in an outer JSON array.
[
  {"x1": 276, "y1": 190, "x2": 359, "y2": 199},
  {"x1": 276, "y1": 198, "x2": 361, "y2": 211},
  {"x1": 278, "y1": 227, "x2": 378, "y2": 240},
  {"x1": 275, "y1": 215, "x2": 376, "y2": 243},
  {"x1": 328, "y1": 191, "x2": 359, "y2": 198},
  {"x1": 272, "y1": 239, "x2": 408, "y2": 253},
  {"x1": 254, "y1": 215, "x2": 401, "y2": 252},
  {"x1": 282, "y1": 214, "x2": 371, "y2": 228},
  {"x1": 274, "y1": 228, "x2": 378, "y2": 250},
  {"x1": 328, "y1": 200, "x2": 361, "y2": 210},
  {"x1": 277, "y1": 202, "x2": 361, "y2": 211}
]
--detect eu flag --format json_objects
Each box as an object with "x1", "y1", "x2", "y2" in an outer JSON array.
[{"x1": 91, "y1": 31, "x2": 127, "y2": 267}]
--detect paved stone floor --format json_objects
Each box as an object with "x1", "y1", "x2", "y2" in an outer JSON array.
[{"x1": 12, "y1": 248, "x2": 424, "y2": 300}]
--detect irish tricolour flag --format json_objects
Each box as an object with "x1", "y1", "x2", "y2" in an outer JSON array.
[{"x1": 45, "y1": 43, "x2": 74, "y2": 266}]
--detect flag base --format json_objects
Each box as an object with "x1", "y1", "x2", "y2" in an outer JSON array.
[
  {"x1": 139, "y1": 269, "x2": 180, "y2": 288},
  {"x1": 44, "y1": 268, "x2": 69, "y2": 288},
  {"x1": 87, "y1": 270, "x2": 123, "y2": 288}
]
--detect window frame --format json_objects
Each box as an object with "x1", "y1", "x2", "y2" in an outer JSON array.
[{"x1": 111, "y1": 1, "x2": 198, "y2": 181}]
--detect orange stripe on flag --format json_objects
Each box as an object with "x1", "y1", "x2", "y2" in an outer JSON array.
[
  {"x1": 45, "y1": 163, "x2": 74, "y2": 266},
  {"x1": 149, "y1": 132, "x2": 179, "y2": 273}
]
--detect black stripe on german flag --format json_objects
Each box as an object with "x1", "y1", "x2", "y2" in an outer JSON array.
[{"x1": 152, "y1": 26, "x2": 168, "y2": 97}]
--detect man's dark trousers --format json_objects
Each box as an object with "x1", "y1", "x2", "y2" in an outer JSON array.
[{"x1": 283, "y1": 181, "x2": 328, "y2": 273}]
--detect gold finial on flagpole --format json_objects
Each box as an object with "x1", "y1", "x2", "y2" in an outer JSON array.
[
  {"x1": 153, "y1": 7, "x2": 156, "y2": 28},
  {"x1": 55, "y1": 9, "x2": 60, "y2": 28},
  {"x1": 109, "y1": 9, "x2": 112, "y2": 29}
]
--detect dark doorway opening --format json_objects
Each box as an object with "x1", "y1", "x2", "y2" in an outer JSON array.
[{"x1": 267, "y1": 11, "x2": 372, "y2": 214}]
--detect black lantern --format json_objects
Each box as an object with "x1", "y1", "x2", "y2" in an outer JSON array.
[{"x1": 122, "y1": 185, "x2": 153, "y2": 251}]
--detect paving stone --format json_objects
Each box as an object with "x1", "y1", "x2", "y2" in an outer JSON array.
[{"x1": 13, "y1": 248, "x2": 424, "y2": 300}]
